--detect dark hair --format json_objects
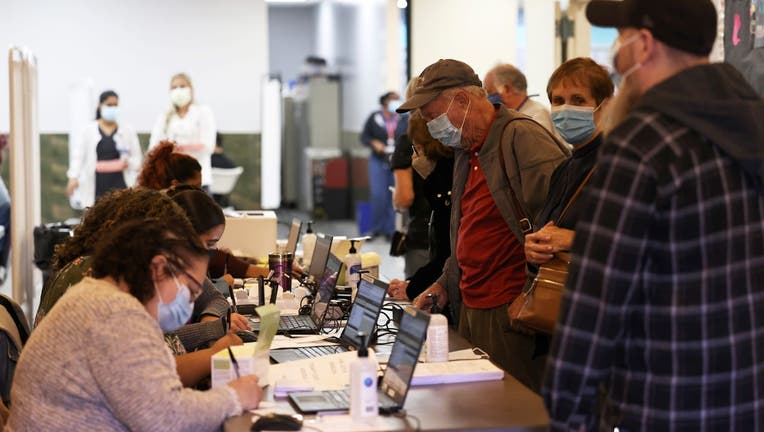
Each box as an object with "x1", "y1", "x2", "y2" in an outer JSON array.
[
  {"x1": 91, "y1": 218, "x2": 207, "y2": 304},
  {"x1": 408, "y1": 110, "x2": 453, "y2": 161},
  {"x1": 167, "y1": 189, "x2": 225, "y2": 235},
  {"x1": 53, "y1": 188, "x2": 193, "y2": 270},
  {"x1": 137, "y1": 141, "x2": 202, "y2": 190},
  {"x1": 379, "y1": 91, "x2": 397, "y2": 106},
  {"x1": 96, "y1": 90, "x2": 118, "y2": 120},
  {"x1": 546, "y1": 57, "x2": 614, "y2": 106}
]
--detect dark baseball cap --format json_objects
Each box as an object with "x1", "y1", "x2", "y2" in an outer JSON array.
[
  {"x1": 396, "y1": 59, "x2": 482, "y2": 113},
  {"x1": 586, "y1": 0, "x2": 717, "y2": 56}
]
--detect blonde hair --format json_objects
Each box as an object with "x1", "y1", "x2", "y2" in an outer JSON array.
[{"x1": 164, "y1": 72, "x2": 194, "y2": 136}]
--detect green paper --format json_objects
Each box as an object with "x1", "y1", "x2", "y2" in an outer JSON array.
[{"x1": 254, "y1": 304, "x2": 280, "y2": 353}]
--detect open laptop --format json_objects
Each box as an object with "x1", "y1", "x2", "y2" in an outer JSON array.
[
  {"x1": 288, "y1": 307, "x2": 430, "y2": 414},
  {"x1": 285, "y1": 218, "x2": 302, "y2": 257},
  {"x1": 252, "y1": 253, "x2": 342, "y2": 335},
  {"x1": 306, "y1": 235, "x2": 333, "y2": 287},
  {"x1": 270, "y1": 275, "x2": 389, "y2": 363}
]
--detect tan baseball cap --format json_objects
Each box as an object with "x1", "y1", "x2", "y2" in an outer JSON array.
[{"x1": 396, "y1": 59, "x2": 482, "y2": 113}]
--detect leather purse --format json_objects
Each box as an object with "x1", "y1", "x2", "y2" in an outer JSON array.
[{"x1": 508, "y1": 167, "x2": 596, "y2": 335}]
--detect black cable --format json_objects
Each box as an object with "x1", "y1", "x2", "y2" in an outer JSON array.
[{"x1": 391, "y1": 410, "x2": 421, "y2": 431}]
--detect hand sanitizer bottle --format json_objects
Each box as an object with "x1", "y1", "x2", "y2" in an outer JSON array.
[
  {"x1": 350, "y1": 332, "x2": 378, "y2": 422},
  {"x1": 344, "y1": 239, "x2": 361, "y2": 289}
]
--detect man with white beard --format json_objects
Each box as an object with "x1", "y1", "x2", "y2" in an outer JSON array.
[{"x1": 543, "y1": 0, "x2": 764, "y2": 430}]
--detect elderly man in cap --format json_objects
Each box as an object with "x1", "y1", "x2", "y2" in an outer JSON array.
[
  {"x1": 398, "y1": 59, "x2": 569, "y2": 392},
  {"x1": 544, "y1": 0, "x2": 764, "y2": 430}
]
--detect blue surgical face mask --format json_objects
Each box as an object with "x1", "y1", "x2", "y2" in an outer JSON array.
[
  {"x1": 156, "y1": 272, "x2": 194, "y2": 332},
  {"x1": 487, "y1": 92, "x2": 503, "y2": 105},
  {"x1": 426, "y1": 96, "x2": 470, "y2": 149},
  {"x1": 550, "y1": 104, "x2": 601, "y2": 145},
  {"x1": 388, "y1": 99, "x2": 403, "y2": 113},
  {"x1": 100, "y1": 105, "x2": 119, "y2": 122}
]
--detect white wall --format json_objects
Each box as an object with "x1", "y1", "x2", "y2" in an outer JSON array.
[
  {"x1": 269, "y1": 5, "x2": 317, "y2": 85},
  {"x1": 411, "y1": 0, "x2": 518, "y2": 80},
  {"x1": 0, "y1": 0, "x2": 268, "y2": 133}
]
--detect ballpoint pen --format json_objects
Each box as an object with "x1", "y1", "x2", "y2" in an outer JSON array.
[{"x1": 227, "y1": 346, "x2": 241, "y2": 379}]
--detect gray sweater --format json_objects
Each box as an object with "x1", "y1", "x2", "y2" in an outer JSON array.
[{"x1": 7, "y1": 277, "x2": 241, "y2": 431}]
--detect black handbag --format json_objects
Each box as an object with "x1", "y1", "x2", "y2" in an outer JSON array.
[{"x1": 389, "y1": 230, "x2": 407, "y2": 256}]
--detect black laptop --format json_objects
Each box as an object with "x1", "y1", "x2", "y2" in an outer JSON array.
[
  {"x1": 305, "y1": 235, "x2": 333, "y2": 288},
  {"x1": 288, "y1": 307, "x2": 430, "y2": 414},
  {"x1": 252, "y1": 253, "x2": 342, "y2": 335},
  {"x1": 270, "y1": 275, "x2": 389, "y2": 363},
  {"x1": 285, "y1": 218, "x2": 302, "y2": 257}
]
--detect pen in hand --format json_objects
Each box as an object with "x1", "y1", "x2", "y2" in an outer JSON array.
[{"x1": 227, "y1": 346, "x2": 241, "y2": 379}]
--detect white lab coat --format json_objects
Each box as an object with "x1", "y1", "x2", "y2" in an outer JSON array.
[
  {"x1": 67, "y1": 121, "x2": 142, "y2": 209},
  {"x1": 148, "y1": 104, "x2": 216, "y2": 187}
]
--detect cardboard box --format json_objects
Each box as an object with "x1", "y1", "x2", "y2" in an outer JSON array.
[{"x1": 218, "y1": 210, "x2": 278, "y2": 261}]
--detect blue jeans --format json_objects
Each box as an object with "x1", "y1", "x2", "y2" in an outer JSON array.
[{"x1": 367, "y1": 156, "x2": 395, "y2": 236}]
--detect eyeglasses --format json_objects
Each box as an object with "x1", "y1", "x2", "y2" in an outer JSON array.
[{"x1": 175, "y1": 268, "x2": 205, "y2": 301}]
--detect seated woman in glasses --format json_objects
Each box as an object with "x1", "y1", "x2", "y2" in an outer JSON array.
[
  {"x1": 37, "y1": 188, "x2": 243, "y2": 387},
  {"x1": 9, "y1": 219, "x2": 263, "y2": 431}
]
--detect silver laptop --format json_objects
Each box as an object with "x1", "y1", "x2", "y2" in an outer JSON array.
[
  {"x1": 252, "y1": 253, "x2": 342, "y2": 335},
  {"x1": 270, "y1": 275, "x2": 389, "y2": 363},
  {"x1": 285, "y1": 218, "x2": 302, "y2": 257},
  {"x1": 288, "y1": 307, "x2": 430, "y2": 414}
]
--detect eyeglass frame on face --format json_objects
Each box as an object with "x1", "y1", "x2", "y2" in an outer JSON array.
[{"x1": 169, "y1": 266, "x2": 205, "y2": 302}]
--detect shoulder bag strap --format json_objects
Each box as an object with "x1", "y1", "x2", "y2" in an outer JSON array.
[{"x1": 556, "y1": 166, "x2": 596, "y2": 226}]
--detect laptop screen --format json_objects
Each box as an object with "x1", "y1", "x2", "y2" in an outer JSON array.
[
  {"x1": 310, "y1": 253, "x2": 342, "y2": 326},
  {"x1": 340, "y1": 276, "x2": 387, "y2": 348},
  {"x1": 379, "y1": 308, "x2": 430, "y2": 407},
  {"x1": 308, "y1": 235, "x2": 333, "y2": 281},
  {"x1": 285, "y1": 218, "x2": 302, "y2": 256}
]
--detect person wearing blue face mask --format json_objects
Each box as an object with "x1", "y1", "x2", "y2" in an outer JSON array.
[
  {"x1": 360, "y1": 91, "x2": 401, "y2": 239},
  {"x1": 9, "y1": 219, "x2": 264, "y2": 431},
  {"x1": 400, "y1": 59, "x2": 569, "y2": 393},
  {"x1": 484, "y1": 64, "x2": 555, "y2": 134},
  {"x1": 66, "y1": 90, "x2": 142, "y2": 209},
  {"x1": 524, "y1": 58, "x2": 613, "y2": 271}
]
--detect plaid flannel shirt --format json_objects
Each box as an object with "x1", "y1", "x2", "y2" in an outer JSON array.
[{"x1": 543, "y1": 110, "x2": 764, "y2": 431}]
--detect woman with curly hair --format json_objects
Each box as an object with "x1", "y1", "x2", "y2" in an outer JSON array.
[
  {"x1": 37, "y1": 188, "x2": 242, "y2": 387},
  {"x1": 11, "y1": 219, "x2": 262, "y2": 430},
  {"x1": 137, "y1": 140, "x2": 202, "y2": 190}
]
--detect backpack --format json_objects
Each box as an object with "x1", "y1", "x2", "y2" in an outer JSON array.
[{"x1": 0, "y1": 295, "x2": 29, "y2": 406}]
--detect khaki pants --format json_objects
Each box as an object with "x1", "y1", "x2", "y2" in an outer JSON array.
[{"x1": 458, "y1": 303, "x2": 546, "y2": 393}]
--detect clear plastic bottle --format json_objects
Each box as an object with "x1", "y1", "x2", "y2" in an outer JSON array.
[
  {"x1": 344, "y1": 239, "x2": 361, "y2": 289},
  {"x1": 350, "y1": 332, "x2": 378, "y2": 422},
  {"x1": 425, "y1": 313, "x2": 449, "y2": 362}
]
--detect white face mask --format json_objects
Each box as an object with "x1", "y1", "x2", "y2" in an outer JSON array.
[
  {"x1": 170, "y1": 87, "x2": 192, "y2": 108},
  {"x1": 611, "y1": 33, "x2": 642, "y2": 86}
]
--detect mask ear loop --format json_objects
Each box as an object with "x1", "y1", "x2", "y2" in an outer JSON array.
[{"x1": 458, "y1": 99, "x2": 471, "y2": 132}]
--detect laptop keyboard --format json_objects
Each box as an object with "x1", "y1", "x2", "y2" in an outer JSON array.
[
  {"x1": 280, "y1": 315, "x2": 314, "y2": 330},
  {"x1": 325, "y1": 390, "x2": 351, "y2": 406},
  {"x1": 299, "y1": 345, "x2": 344, "y2": 358}
]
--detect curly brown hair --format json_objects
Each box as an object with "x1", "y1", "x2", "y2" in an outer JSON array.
[
  {"x1": 91, "y1": 218, "x2": 207, "y2": 304},
  {"x1": 137, "y1": 141, "x2": 201, "y2": 190},
  {"x1": 53, "y1": 188, "x2": 192, "y2": 270},
  {"x1": 408, "y1": 110, "x2": 453, "y2": 161}
]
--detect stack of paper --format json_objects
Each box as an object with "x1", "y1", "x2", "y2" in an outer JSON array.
[{"x1": 411, "y1": 359, "x2": 504, "y2": 386}]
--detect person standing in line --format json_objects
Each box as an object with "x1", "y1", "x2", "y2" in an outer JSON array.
[
  {"x1": 360, "y1": 91, "x2": 400, "y2": 239},
  {"x1": 391, "y1": 78, "x2": 431, "y2": 277},
  {"x1": 484, "y1": 64, "x2": 554, "y2": 134},
  {"x1": 149, "y1": 73, "x2": 216, "y2": 191},
  {"x1": 400, "y1": 59, "x2": 569, "y2": 392},
  {"x1": 66, "y1": 90, "x2": 142, "y2": 209},
  {"x1": 544, "y1": 0, "x2": 764, "y2": 430}
]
